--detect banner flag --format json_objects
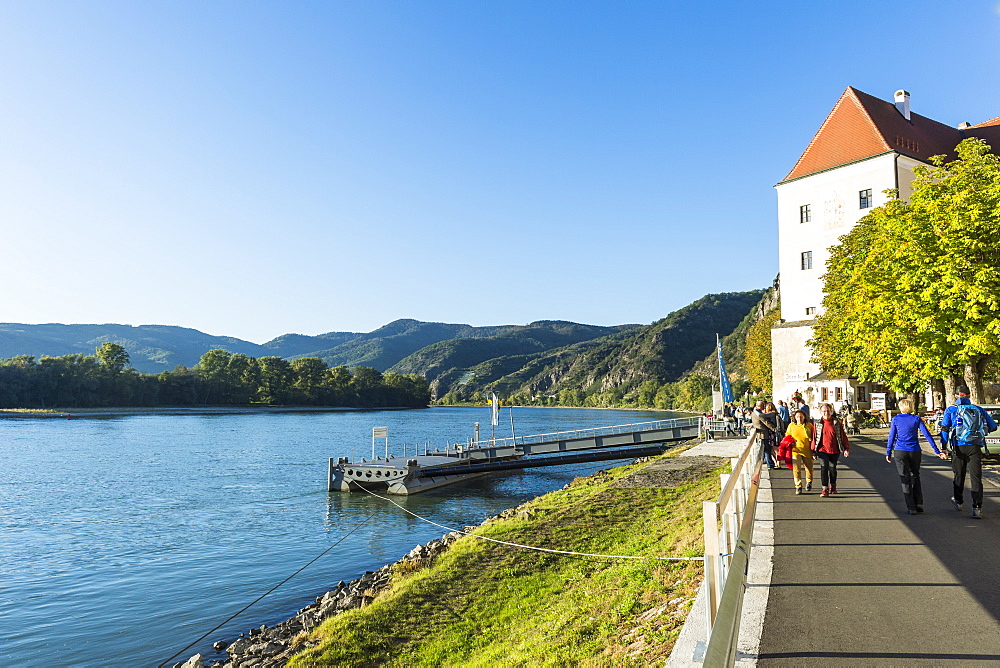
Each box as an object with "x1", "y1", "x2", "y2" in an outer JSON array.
[
  {"x1": 718, "y1": 339, "x2": 735, "y2": 404},
  {"x1": 490, "y1": 392, "x2": 500, "y2": 426}
]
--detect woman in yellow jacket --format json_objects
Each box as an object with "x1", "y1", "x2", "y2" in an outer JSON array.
[{"x1": 785, "y1": 409, "x2": 814, "y2": 494}]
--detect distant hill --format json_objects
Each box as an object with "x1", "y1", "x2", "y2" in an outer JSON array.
[
  {"x1": 389, "y1": 321, "x2": 638, "y2": 396},
  {"x1": 0, "y1": 323, "x2": 266, "y2": 374},
  {"x1": 0, "y1": 318, "x2": 599, "y2": 374},
  {"x1": 412, "y1": 290, "x2": 766, "y2": 400},
  {"x1": 292, "y1": 319, "x2": 522, "y2": 370},
  {"x1": 0, "y1": 291, "x2": 766, "y2": 392}
]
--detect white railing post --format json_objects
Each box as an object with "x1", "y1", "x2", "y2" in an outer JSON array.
[{"x1": 703, "y1": 499, "x2": 721, "y2": 636}]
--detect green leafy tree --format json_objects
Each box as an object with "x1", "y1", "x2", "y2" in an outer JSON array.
[
  {"x1": 95, "y1": 342, "x2": 131, "y2": 374},
  {"x1": 744, "y1": 308, "x2": 778, "y2": 394},
  {"x1": 257, "y1": 356, "x2": 293, "y2": 404},
  {"x1": 812, "y1": 138, "x2": 1000, "y2": 401}
]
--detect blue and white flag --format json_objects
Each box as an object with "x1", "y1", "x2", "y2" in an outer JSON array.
[{"x1": 718, "y1": 338, "x2": 734, "y2": 403}]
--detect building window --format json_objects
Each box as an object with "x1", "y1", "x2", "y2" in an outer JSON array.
[
  {"x1": 801, "y1": 251, "x2": 813, "y2": 270},
  {"x1": 805, "y1": 307, "x2": 816, "y2": 316},
  {"x1": 835, "y1": 386, "x2": 843, "y2": 402},
  {"x1": 800, "y1": 204, "x2": 811, "y2": 223},
  {"x1": 821, "y1": 387, "x2": 829, "y2": 402},
  {"x1": 857, "y1": 386, "x2": 867, "y2": 402},
  {"x1": 860, "y1": 189, "x2": 872, "y2": 209}
]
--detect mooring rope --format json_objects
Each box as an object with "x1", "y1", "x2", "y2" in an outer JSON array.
[
  {"x1": 158, "y1": 510, "x2": 378, "y2": 668},
  {"x1": 351, "y1": 482, "x2": 701, "y2": 562}
]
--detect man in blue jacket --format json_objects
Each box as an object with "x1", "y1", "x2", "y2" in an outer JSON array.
[{"x1": 939, "y1": 385, "x2": 997, "y2": 519}]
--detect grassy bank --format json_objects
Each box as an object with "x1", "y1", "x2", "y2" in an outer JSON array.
[{"x1": 287, "y1": 451, "x2": 725, "y2": 667}]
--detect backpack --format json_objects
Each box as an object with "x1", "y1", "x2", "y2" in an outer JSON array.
[{"x1": 953, "y1": 405, "x2": 986, "y2": 446}]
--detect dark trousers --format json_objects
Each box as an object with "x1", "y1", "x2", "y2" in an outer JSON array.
[
  {"x1": 761, "y1": 432, "x2": 776, "y2": 468},
  {"x1": 952, "y1": 445, "x2": 984, "y2": 508},
  {"x1": 892, "y1": 449, "x2": 923, "y2": 511},
  {"x1": 817, "y1": 451, "x2": 840, "y2": 487}
]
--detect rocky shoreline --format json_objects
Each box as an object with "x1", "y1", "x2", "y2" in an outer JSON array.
[{"x1": 174, "y1": 509, "x2": 528, "y2": 668}]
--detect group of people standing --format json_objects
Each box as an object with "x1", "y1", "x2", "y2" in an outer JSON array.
[
  {"x1": 742, "y1": 385, "x2": 995, "y2": 518},
  {"x1": 751, "y1": 398, "x2": 849, "y2": 497}
]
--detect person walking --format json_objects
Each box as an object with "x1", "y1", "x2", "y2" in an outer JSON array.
[
  {"x1": 939, "y1": 385, "x2": 997, "y2": 519},
  {"x1": 812, "y1": 403, "x2": 850, "y2": 497},
  {"x1": 886, "y1": 398, "x2": 948, "y2": 515},
  {"x1": 776, "y1": 400, "x2": 791, "y2": 436},
  {"x1": 793, "y1": 396, "x2": 810, "y2": 420},
  {"x1": 786, "y1": 409, "x2": 814, "y2": 494},
  {"x1": 752, "y1": 400, "x2": 780, "y2": 469}
]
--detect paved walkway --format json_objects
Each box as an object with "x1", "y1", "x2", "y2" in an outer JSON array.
[{"x1": 757, "y1": 433, "x2": 1000, "y2": 665}]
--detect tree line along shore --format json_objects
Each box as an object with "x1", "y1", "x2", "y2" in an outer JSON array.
[{"x1": 0, "y1": 344, "x2": 430, "y2": 410}]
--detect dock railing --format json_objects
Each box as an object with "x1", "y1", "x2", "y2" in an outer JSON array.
[
  {"x1": 699, "y1": 428, "x2": 764, "y2": 665},
  {"x1": 457, "y1": 416, "x2": 702, "y2": 451}
]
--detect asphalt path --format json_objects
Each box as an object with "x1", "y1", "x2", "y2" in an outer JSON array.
[{"x1": 757, "y1": 431, "x2": 1000, "y2": 666}]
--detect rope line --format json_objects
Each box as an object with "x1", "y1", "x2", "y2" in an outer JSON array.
[
  {"x1": 158, "y1": 510, "x2": 377, "y2": 668},
  {"x1": 351, "y1": 482, "x2": 701, "y2": 561}
]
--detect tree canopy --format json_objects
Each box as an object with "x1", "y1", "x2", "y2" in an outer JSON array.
[
  {"x1": 0, "y1": 346, "x2": 430, "y2": 409},
  {"x1": 811, "y1": 138, "x2": 1000, "y2": 400}
]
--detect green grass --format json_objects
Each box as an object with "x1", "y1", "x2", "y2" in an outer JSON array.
[{"x1": 288, "y1": 453, "x2": 725, "y2": 667}]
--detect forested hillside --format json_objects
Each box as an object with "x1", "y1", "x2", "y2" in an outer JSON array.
[
  {"x1": 0, "y1": 320, "x2": 519, "y2": 374},
  {"x1": 294, "y1": 319, "x2": 519, "y2": 370},
  {"x1": 389, "y1": 321, "x2": 636, "y2": 391},
  {"x1": 407, "y1": 290, "x2": 766, "y2": 404}
]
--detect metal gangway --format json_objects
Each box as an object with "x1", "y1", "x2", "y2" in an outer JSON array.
[{"x1": 419, "y1": 416, "x2": 704, "y2": 471}]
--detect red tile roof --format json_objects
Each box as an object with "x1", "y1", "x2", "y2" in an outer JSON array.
[{"x1": 781, "y1": 87, "x2": 997, "y2": 183}]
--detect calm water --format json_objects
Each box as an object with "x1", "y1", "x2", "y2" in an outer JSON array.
[{"x1": 0, "y1": 406, "x2": 680, "y2": 667}]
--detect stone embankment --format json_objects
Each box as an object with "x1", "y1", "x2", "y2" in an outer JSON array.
[{"x1": 176, "y1": 507, "x2": 533, "y2": 668}]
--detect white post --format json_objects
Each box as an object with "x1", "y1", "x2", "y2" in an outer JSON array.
[{"x1": 703, "y1": 500, "x2": 721, "y2": 636}]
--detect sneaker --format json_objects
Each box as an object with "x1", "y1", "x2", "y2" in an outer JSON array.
[
  {"x1": 830, "y1": 485, "x2": 838, "y2": 494},
  {"x1": 820, "y1": 487, "x2": 830, "y2": 497},
  {"x1": 951, "y1": 497, "x2": 963, "y2": 511},
  {"x1": 972, "y1": 507, "x2": 983, "y2": 519},
  {"x1": 795, "y1": 487, "x2": 803, "y2": 495},
  {"x1": 916, "y1": 506, "x2": 924, "y2": 513},
  {"x1": 908, "y1": 509, "x2": 917, "y2": 515},
  {"x1": 806, "y1": 481, "x2": 812, "y2": 491}
]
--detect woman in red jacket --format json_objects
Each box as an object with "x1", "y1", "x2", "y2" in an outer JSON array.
[{"x1": 812, "y1": 402, "x2": 851, "y2": 497}]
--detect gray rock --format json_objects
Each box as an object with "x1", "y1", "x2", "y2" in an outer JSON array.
[
  {"x1": 213, "y1": 640, "x2": 228, "y2": 651},
  {"x1": 226, "y1": 636, "x2": 254, "y2": 655},
  {"x1": 180, "y1": 654, "x2": 205, "y2": 668}
]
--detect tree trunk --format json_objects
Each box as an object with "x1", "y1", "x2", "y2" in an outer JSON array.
[
  {"x1": 963, "y1": 356, "x2": 989, "y2": 404},
  {"x1": 930, "y1": 378, "x2": 945, "y2": 410},
  {"x1": 943, "y1": 370, "x2": 964, "y2": 403}
]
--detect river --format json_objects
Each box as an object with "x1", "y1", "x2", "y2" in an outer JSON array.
[{"x1": 0, "y1": 406, "x2": 684, "y2": 666}]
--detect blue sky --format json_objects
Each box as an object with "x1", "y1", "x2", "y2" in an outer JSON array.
[{"x1": 2, "y1": 1, "x2": 999, "y2": 343}]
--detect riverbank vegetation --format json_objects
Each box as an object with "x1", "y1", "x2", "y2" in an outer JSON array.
[
  {"x1": 0, "y1": 344, "x2": 430, "y2": 409},
  {"x1": 286, "y1": 451, "x2": 724, "y2": 666}
]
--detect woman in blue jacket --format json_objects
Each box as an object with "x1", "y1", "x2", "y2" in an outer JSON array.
[{"x1": 886, "y1": 398, "x2": 948, "y2": 515}]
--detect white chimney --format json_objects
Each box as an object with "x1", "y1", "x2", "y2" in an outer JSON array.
[{"x1": 894, "y1": 90, "x2": 911, "y2": 121}]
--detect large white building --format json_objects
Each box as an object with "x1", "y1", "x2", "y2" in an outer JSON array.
[{"x1": 771, "y1": 87, "x2": 1000, "y2": 409}]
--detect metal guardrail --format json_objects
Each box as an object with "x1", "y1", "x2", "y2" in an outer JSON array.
[
  {"x1": 699, "y1": 428, "x2": 764, "y2": 666},
  {"x1": 441, "y1": 416, "x2": 702, "y2": 451}
]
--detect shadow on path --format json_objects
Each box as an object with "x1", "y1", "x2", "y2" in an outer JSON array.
[{"x1": 757, "y1": 433, "x2": 1000, "y2": 666}]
